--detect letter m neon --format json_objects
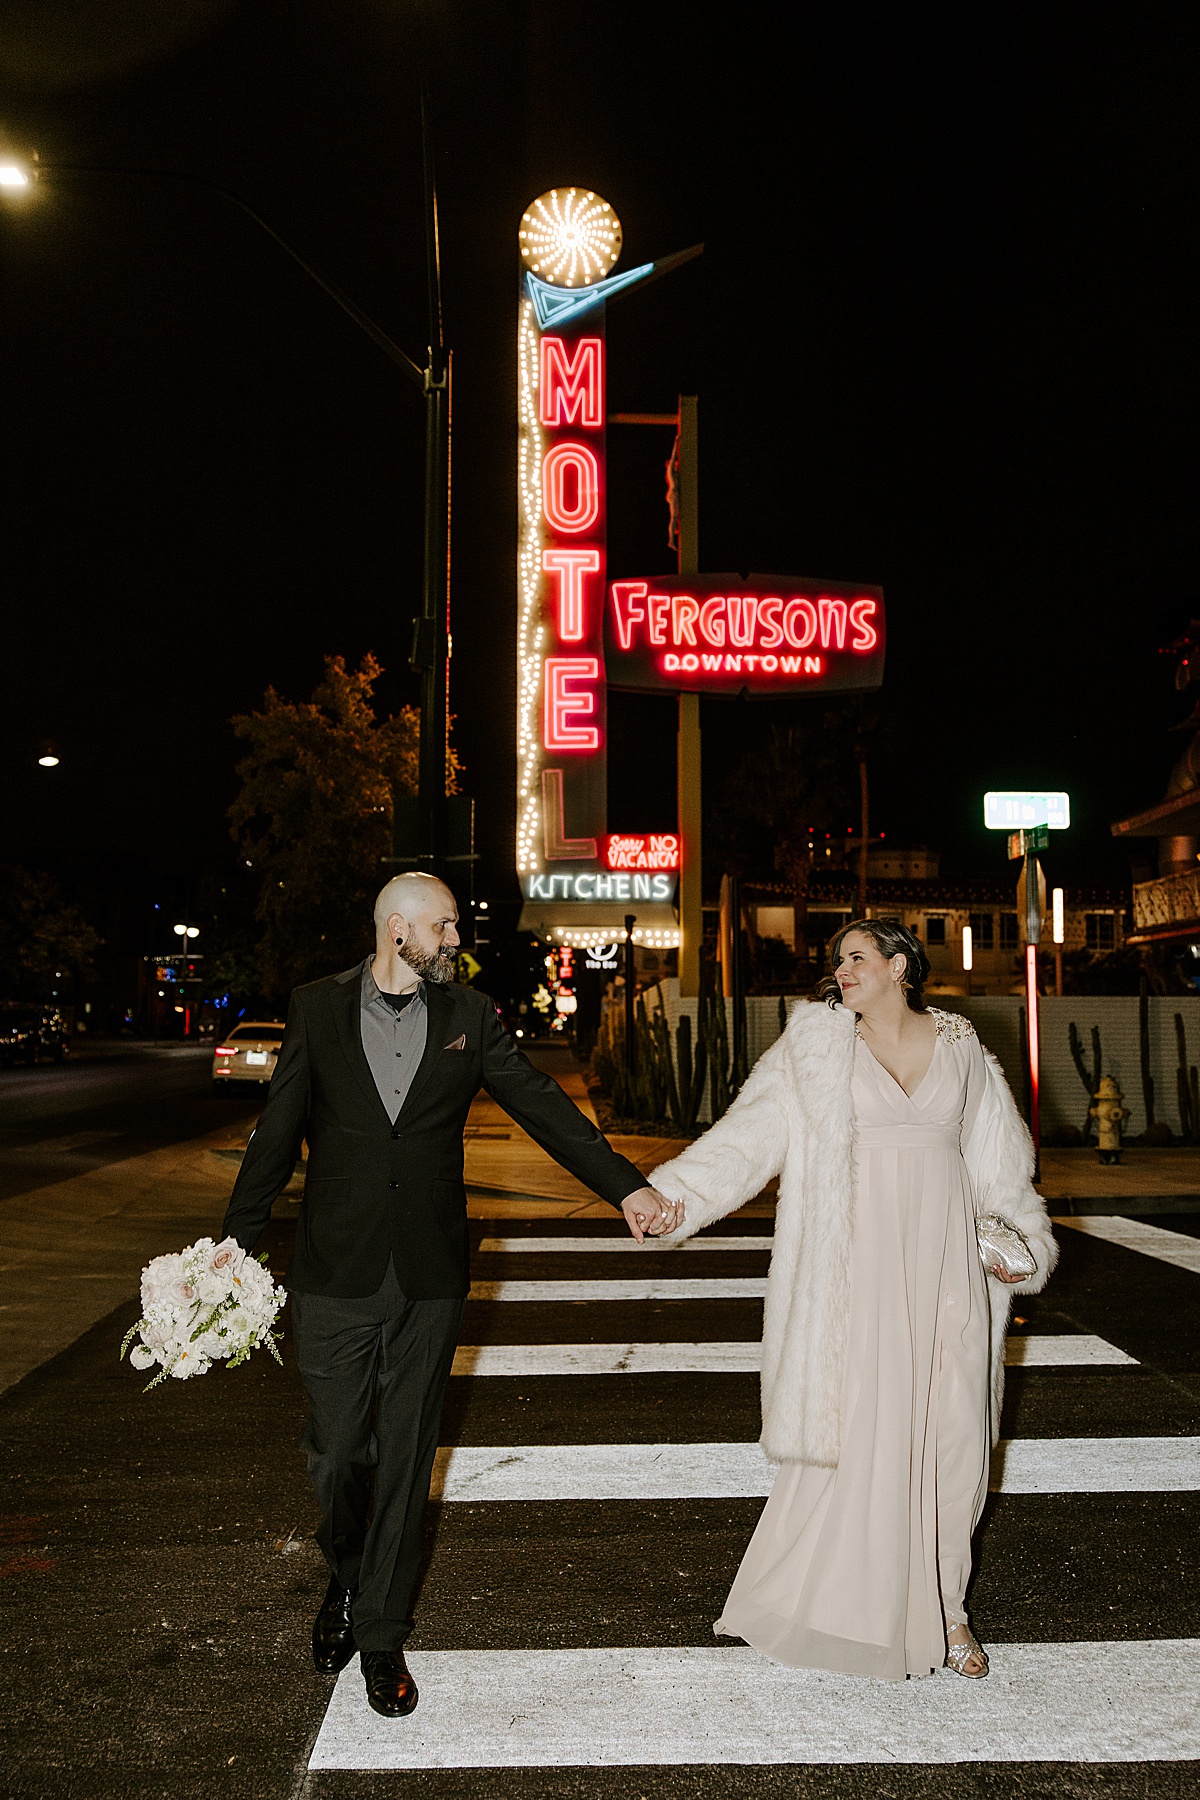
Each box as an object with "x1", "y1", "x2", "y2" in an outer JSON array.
[{"x1": 539, "y1": 338, "x2": 604, "y2": 428}]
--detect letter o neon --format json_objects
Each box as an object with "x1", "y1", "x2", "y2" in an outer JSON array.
[
  {"x1": 542, "y1": 442, "x2": 600, "y2": 533},
  {"x1": 783, "y1": 599, "x2": 818, "y2": 649}
]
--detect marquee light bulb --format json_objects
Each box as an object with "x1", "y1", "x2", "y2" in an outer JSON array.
[{"x1": 519, "y1": 188, "x2": 622, "y2": 289}]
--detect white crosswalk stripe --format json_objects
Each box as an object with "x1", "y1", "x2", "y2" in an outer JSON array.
[
  {"x1": 470, "y1": 1277, "x2": 766, "y2": 1300},
  {"x1": 427, "y1": 1436, "x2": 1200, "y2": 1501},
  {"x1": 1056, "y1": 1214, "x2": 1200, "y2": 1274},
  {"x1": 469, "y1": 1277, "x2": 768, "y2": 1301},
  {"x1": 477, "y1": 1235, "x2": 776, "y2": 1253},
  {"x1": 310, "y1": 1640, "x2": 1200, "y2": 1769},
  {"x1": 450, "y1": 1334, "x2": 1136, "y2": 1377}
]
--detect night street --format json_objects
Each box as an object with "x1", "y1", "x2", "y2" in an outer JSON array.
[
  {"x1": 2, "y1": 1053, "x2": 1198, "y2": 1797},
  {"x1": 0, "y1": 1046, "x2": 258, "y2": 1203},
  {"x1": 3, "y1": 4, "x2": 1197, "y2": 1795}
]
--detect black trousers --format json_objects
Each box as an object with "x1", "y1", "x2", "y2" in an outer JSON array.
[{"x1": 290, "y1": 1259, "x2": 464, "y2": 1651}]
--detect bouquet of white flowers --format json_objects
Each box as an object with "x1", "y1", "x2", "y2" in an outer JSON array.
[{"x1": 120, "y1": 1236, "x2": 287, "y2": 1389}]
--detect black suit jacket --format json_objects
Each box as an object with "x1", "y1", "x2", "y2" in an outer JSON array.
[{"x1": 221, "y1": 965, "x2": 647, "y2": 1299}]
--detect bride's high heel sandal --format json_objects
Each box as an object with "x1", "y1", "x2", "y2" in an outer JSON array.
[{"x1": 944, "y1": 1623, "x2": 989, "y2": 1678}]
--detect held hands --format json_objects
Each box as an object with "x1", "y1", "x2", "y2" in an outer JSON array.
[
  {"x1": 620, "y1": 1185, "x2": 683, "y2": 1244},
  {"x1": 990, "y1": 1264, "x2": 1027, "y2": 1284}
]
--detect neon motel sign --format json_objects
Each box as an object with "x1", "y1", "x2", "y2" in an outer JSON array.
[{"x1": 515, "y1": 189, "x2": 885, "y2": 926}]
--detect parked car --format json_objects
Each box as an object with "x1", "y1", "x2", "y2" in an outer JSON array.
[
  {"x1": 0, "y1": 1003, "x2": 70, "y2": 1066},
  {"x1": 212, "y1": 1020, "x2": 286, "y2": 1093}
]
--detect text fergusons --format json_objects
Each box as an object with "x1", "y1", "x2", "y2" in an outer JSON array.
[{"x1": 605, "y1": 573, "x2": 885, "y2": 694}]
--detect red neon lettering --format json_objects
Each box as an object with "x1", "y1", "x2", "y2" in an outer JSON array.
[
  {"x1": 539, "y1": 337, "x2": 604, "y2": 428},
  {"x1": 727, "y1": 596, "x2": 757, "y2": 648},
  {"x1": 818, "y1": 596, "x2": 848, "y2": 649},
  {"x1": 724, "y1": 654, "x2": 742, "y2": 673},
  {"x1": 605, "y1": 833, "x2": 681, "y2": 871},
  {"x1": 781, "y1": 656, "x2": 801, "y2": 673},
  {"x1": 542, "y1": 547, "x2": 600, "y2": 641},
  {"x1": 671, "y1": 595, "x2": 699, "y2": 645},
  {"x1": 783, "y1": 598, "x2": 818, "y2": 649},
  {"x1": 757, "y1": 597, "x2": 784, "y2": 648},
  {"x1": 543, "y1": 442, "x2": 600, "y2": 533},
  {"x1": 804, "y1": 655, "x2": 822, "y2": 673},
  {"x1": 610, "y1": 580, "x2": 648, "y2": 651},
  {"x1": 849, "y1": 597, "x2": 878, "y2": 651},
  {"x1": 682, "y1": 653, "x2": 700, "y2": 671},
  {"x1": 761, "y1": 655, "x2": 779, "y2": 672},
  {"x1": 647, "y1": 593, "x2": 670, "y2": 646},
  {"x1": 544, "y1": 657, "x2": 600, "y2": 751},
  {"x1": 701, "y1": 653, "x2": 722, "y2": 671},
  {"x1": 699, "y1": 596, "x2": 726, "y2": 647}
]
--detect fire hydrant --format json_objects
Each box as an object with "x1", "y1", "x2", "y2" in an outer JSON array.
[{"x1": 1090, "y1": 1075, "x2": 1130, "y2": 1165}]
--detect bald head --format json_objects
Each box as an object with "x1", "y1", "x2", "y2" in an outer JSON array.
[
  {"x1": 373, "y1": 873, "x2": 460, "y2": 987},
  {"x1": 373, "y1": 872, "x2": 456, "y2": 936}
]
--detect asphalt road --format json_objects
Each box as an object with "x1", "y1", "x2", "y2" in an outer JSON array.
[
  {"x1": 1, "y1": 1203, "x2": 1198, "y2": 1799},
  {"x1": 0, "y1": 1042, "x2": 262, "y2": 1202}
]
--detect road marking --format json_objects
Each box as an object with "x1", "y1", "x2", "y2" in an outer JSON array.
[
  {"x1": 1004, "y1": 1333, "x2": 1137, "y2": 1366},
  {"x1": 427, "y1": 1437, "x2": 1199, "y2": 1501},
  {"x1": 1056, "y1": 1215, "x2": 1200, "y2": 1274},
  {"x1": 308, "y1": 1640, "x2": 1200, "y2": 1769},
  {"x1": 477, "y1": 1236, "x2": 775, "y2": 1254},
  {"x1": 450, "y1": 1335, "x2": 1135, "y2": 1377},
  {"x1": 469, "y1": 1278, "x2": 767, "y2": 1301}
]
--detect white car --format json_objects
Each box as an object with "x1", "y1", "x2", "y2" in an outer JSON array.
[{"x1": 212, "y1": 1020, "x2": 286, "y2": 1093}]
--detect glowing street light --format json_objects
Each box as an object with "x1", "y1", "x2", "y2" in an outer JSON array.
[
  {"x1": 37, "y1": 753, "x2": 59, "y2": 767},
  {"x1": 962, "y1": 923, "x2": 973, "y2": 973},
  {"x1": 173, "y1": 923, "x2": 199, "y2": 939},
  {"x1": 0, "y1": 159, "x2": 33, "y2": 190}
]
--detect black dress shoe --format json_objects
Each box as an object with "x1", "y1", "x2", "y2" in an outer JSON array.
[
  {"x1": 312, "y1": 1576, "x2": 356, "y2": 1675},
  {"x1": 361, "y1": 1648, "x2": 419, "y2": 1717}
]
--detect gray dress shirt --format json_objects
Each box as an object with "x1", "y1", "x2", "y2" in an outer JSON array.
[{"x1": 360, "y1": 957, "x2": 430, "y2": 1123}]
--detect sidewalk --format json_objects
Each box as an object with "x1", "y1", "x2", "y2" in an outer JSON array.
[{"x1": 1037, "y1": 1147, "x2": 1200, "y2": 1211}]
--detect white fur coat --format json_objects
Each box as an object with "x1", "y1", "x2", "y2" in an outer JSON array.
[{"x1": 651, "y1": 1002, "x2": 1058, "y2": 1468}]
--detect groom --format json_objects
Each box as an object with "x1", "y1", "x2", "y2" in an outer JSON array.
[{"x1": 222, "y1": 872, "x2": 677, "y2": 1717}]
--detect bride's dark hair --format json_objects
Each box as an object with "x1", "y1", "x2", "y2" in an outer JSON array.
[{"x1": 815, "y1": 918, "x2": 931, "y2": 1012}]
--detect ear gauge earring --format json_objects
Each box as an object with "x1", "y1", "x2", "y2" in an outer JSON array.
[{"x1": 396, "y1": 938, "x2": 404, "y2": 949}]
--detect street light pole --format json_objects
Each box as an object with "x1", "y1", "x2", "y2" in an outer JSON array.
[{"x1": 412, "y1": 89, "x2": 451, "y2": 873}]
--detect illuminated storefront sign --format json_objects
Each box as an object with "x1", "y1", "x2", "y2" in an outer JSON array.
[
  {"x1": 526, "y1": 870, "x2": 677, "y2": 903},
  {"x1": 604, "y1": 833, "x2": 680, "y2": 870},
  {"x1": 605, "y1": 575, "x2": 885, "y2": 694},
  {"x1": 515, "y1": 188, "x2": 884, "y2": 941}
]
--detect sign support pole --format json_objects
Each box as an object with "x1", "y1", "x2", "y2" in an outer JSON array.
[{"x1": 676, "y1": 394, "x2": 702, "y2": 997}]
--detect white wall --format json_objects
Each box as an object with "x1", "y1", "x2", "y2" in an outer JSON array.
[{"x1": 632, "y1": 983, "x2": 1200, "y2": 1137}]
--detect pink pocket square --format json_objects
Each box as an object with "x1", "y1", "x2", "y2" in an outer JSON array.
[{"x1": 443, "y1": 1033, "x2": 467, "y2": 1051}]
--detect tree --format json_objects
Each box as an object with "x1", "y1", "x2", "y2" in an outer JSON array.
[
  {"x1": 0, "y1": 865, "x2": 101, "y2": 996},
  {"x1": 707, "y1": 711, "x2": 853, "y2": 977},
  {"x1": 229, "y1": 655, "x2": 458, "y2": 995}
]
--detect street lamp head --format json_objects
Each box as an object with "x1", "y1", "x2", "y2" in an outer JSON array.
[
  {"x1": 519, "y1": 188, "x2": 622, "y2": 289},
  {"x1": 37, "y1": 754, "x2": 59, "y2": 767},
  {"x1": 0, "y1": 156, "x2": 35, "y2": 192},
  {"x1": 173, "y1": 923, "x2": 187, "y2": 936}
]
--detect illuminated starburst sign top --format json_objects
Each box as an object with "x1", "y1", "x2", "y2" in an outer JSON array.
[{"x1": 518, "y1": 189, "x2": 623, "y2": 289}]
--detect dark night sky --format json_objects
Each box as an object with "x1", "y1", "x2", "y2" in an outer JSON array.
[{"x1": 1, "y1": 1, "x2": 1196, "y2": 937}]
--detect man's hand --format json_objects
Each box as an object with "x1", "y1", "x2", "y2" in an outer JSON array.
[{"x1": 621, "y1": 1186, "x2": 683, "y2": 1244}]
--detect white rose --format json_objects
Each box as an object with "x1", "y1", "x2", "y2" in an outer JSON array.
[
  {"x1": 129, "y1": 1345, "x2": 156, "y2": 1371},
  {"x1": 210, "y1": 1239, "x2": 245, "y2": 1279},
  {"x1": 194, "y1": 1270, "x2": 228, "y2": 1306}
]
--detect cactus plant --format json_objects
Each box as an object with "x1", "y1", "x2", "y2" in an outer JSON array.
[
  {"x1": 1068, "y1": 1020, "x2": 1102, "y2": 1141},
  {"x1": 1174, "y1": 1013, "x2": 1199, "y2": 1144},
  {"x1": 1139, "y1": 975, "x2": 1156, "y2": 1131}
]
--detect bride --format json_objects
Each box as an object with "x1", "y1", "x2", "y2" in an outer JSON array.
[{"x1": 650, "y1": 919, "x2": 1057, "y2": 1680}]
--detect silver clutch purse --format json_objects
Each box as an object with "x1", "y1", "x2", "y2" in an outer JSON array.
[{"x1": 976, "y1": 1213, "x2": 1036, "y2": 1280}]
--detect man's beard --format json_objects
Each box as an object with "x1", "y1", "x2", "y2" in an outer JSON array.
[{"x1": 405, "y1": 938, "x2": 457, "y2": 984}]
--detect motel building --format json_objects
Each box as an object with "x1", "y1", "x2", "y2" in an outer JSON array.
[{"x1": 741, "y1": 843, "x2": 1128, "y2": 999}]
